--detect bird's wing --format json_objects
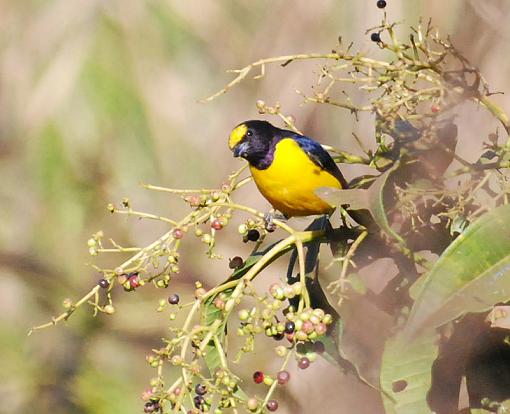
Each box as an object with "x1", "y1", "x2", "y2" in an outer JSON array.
[{"x1": 293, "y1": 135, "x2": 348, "y2": 188}]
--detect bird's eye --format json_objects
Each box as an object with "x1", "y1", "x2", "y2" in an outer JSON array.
[{"x1": 246, "y1": 130, "x2": 253, "y2": 137}]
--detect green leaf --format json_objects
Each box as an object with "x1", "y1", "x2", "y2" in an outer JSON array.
[
  {"x1": 316, "y1": 162, "x2": 405, "y2": 245},
  {"x1": 380, "y1": 331, "x2": 439, "y2": 414},
  {"x1": 404, "y1": 203, "x2": 510, "y2": 338}
]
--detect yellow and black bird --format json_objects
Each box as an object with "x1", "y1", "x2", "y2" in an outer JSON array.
[{"x1": 228, "y1": 120, "x2": 347, "y2": 217}]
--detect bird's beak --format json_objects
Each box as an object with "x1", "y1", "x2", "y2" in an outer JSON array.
[{"x1": 233, "y1": 141, "x2": 249, "y2": 158}]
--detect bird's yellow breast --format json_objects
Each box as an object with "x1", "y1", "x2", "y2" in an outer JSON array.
[{"x1": 249, "y1": 138, "x2": 342, "y2": 217}]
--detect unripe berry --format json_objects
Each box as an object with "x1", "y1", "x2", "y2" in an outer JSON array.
[
  {"x1": 263, "y1": 376, "x2": 274, "y2": 386},
  {"x1": 238, "y1": 224, "x2": 248, "y2": 234},
  {"x1": 173, "y1": 228, "x2": 184, "y2": 239},
  {"x1": 238, "y1": 309, "x2": 249, "y2": 321},
  {"x1": 302, "y1": 320, "x2": 314, "y2": 334},
  {"x1": 247, "y1": 398, "x2": 258, "y2": 411},
  {"x1": 275, "y1": 345, "x2": 288, "y2": 357},
  {"x1": 315, "y1": 323, "x2": 327, "y2": 335},
  {"x1": 104, "y1": 304, "x2": 115, "y2": 314}
]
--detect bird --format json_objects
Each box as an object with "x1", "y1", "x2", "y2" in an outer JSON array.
[{"x1": 228, "y1": 120, "x2": 347, "y2": 217}]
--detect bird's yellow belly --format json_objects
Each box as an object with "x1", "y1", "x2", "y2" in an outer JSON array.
[{"x1": 249, "y1": 138, "x2": 342, "y2": 217}]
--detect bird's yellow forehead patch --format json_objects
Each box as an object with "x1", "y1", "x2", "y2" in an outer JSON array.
[{"x1": 228, "y1": 124, "x2": 248, "y2": 149}]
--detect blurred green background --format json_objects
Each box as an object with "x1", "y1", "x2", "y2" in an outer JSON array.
[{"x1": 1, "y1": 1, "x2": 509, "y2": 413}]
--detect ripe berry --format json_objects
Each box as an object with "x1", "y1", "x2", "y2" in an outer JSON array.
[
  {"x1": 144, "y1": 402, "x2": 156, "y2": 413},
  {"x1": 129, "y1": 273, "x2": 140, "y2": 288},
  {"x1": 168, "y1": 294, "x2": 180, "y2": 305},
  {"x1": 229, "y1": 256, "x2": 244, "y2": 269},
  {"x1": 376, "y1": 0, "x2": 387, "y2": 8},
  {"x1": 173, "y1": 228, "x2": 184, "y2": 239},
  {"x1": 253, "y1": 371, "x2": 264, "y2": 384},
  {"x1": 273, "y1": 332, "x2": 284, "y2": 341},
  {"x1": 370, "y1": 32, "x2": 381, "y2": 43},
  {"x1": 245, "y1": 229, "x2": 260, "y2": 242},
  {"x1": 277, "y1": 370, "x2": 290, "y2": 385},
  {"x1": 284, "y1": 321, "x2": 295, "y2": 334},
  {"x1": 195, "y1": 383, "x2": 207, "y2": 395},
  {"x1": 211, "y1": 218, "x2": 223, "y2": 230},
  {"x1": 267, "y1": 400, "x2": 279, "y2": 412},
  {"x1": 298, "y1": 357, "x2": 311, "y2": 369},
  {"x1": 194, "y1": 395, "x2": 205, "y2": 408},
  {"x1": 98, "y1": 278, "x2": 110, "y2": 289}
]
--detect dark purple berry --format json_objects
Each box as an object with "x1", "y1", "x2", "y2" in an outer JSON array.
[
  {"x1": 168, "y1": 294, "x2": 180, "y2": 305},
  {"x1": 245, "y1": 229, "x2": 260, "y2": 242},
  {"x1": 253, "y1": 371, "x2": 264, "y2": 384},
  {"x1": 370, "y1": 32, "x2": 381, "y2": 43},
  {"x1": 277, "y1": 370, "x2": 290, "y2": 385},
  {"x1": 298, "y1": 357, "x2": 310, "y2": 369},
  {"x1": 229, "y1": 256, "x2": 244, "y2": 269},
  {"x1": 194, "y1": 395, "x2": 205, "y2": 408},
  {"x1": 313, "y1": 341, "x2": 325, "y2": 354},
  {"x1": 376, "y1": 0, "x2": 387, "y2": 8},
  {"x1": 144, "y1": 402, "x2": 155, "y2": 413},
  {"x1": 284, "y1": 321, "x2": 295, "y2": 334},
  {"x1": 98, "y1": 278, "x2": 110, "y2": 289},
  {"x1": 267, "y1": 399, "x2": 279, "y2": 412},
  {"x1": 195, "y1": 383, "x2": 207, "y2": 395},
  {"x1": 273, "y1": 332, "x2": 284, "y2": 341}
]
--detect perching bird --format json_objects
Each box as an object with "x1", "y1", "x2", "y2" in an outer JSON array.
[{"x1": 228, "y1": 120, "x2": 347, "y2": 217}]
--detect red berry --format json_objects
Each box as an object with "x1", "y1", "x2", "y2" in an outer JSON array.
[
  {"x1": 277, "y1": 370, "x2": 290, "y2": 385},
  {"x1": 298, "y1": 357, "x2": 310, "y2": 369},
  {"x1": 211, "y1": 218, "x2": 223, "y2": 230},
  {"x1": 129, "y1": 273, "x2": 140, "y2": 288},
  {"x1": 267, "y1": 400, "x2": 278, "y2": 412},
  {"x1": 431, "y1": 104, "x2": 440, "y2": 113},
  {"x1": 173, "y1": 228, "x2": 184, "y2": 239},
  {"x1": 253, "y1": 371, "x2": 264, "y2": 384}
]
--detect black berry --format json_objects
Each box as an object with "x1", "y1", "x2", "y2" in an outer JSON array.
[
  {"x1": 253, "y1": 371, "x2": 264, "y2": 384},
  {"x1": 98, "y1": 278, "x2": 110, "y2": 289},
  {"x1": 229, "y1": 256, "x2": 244, "y2": 269},
  {"x1": 284, "y1": 321, "x2": 295, "y2": 334},
  {"x1": 168, "y1": 294, "x2": 180, "y2": 305},
  {"x1": 370, "y1": 32, "x2": 381, "y2": 43},
  {"x1": 273, "y1": 332, "x2": 284, "y2": 341},
  {"x1": 195, "y1": 383, "x2": 207, "y2": 395},
  {"x1": 267, "y1": 400, "x2": 279, "y2": 412},
  {"x1": 245, "y1": 229, "x2": 260, "y2": 242},
  {"x1": 194, "y1": 395, "x2": 205, "y2": 408},
  {"x1": 376, "y1": 0, "x2": 387, "y2": 8}
]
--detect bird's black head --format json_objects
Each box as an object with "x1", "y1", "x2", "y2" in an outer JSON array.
[{"x1": 228, "y1": 120, "x2": 281, "y2": 169}]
